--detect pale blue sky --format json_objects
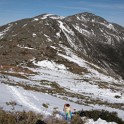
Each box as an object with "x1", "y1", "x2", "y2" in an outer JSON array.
[{"x1": 0, "y1": 0, "x2": 124, "y2": 27}]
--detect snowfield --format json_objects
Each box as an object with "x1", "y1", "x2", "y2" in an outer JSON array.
[
  {"x1": 0, "y1": 82, "x2": 120, "y2": 124},
  {"x1": 0, "y1": 45, "x2": 124, "y2": 124},
  {"x1": 86, "y1": 118, "x2": 117, "y2": 124}
]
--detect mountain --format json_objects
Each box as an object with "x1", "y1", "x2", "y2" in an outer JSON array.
[{"x1": 0, "y1": 12, "x2": 124, "y2": 121}]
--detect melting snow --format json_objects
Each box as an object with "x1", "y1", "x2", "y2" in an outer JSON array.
[
  {"x1": 99, "y1": 28, "x2": 104, "y2": 33},
  {"x1": 76, "y1": 15, "x2": 87, "y2": 22},
  {"x1": 105, "y1": 31, "x2": 121, "y2": 42},
  {"x1": 50, "y1": 46, "x2": 57, "y2": 49},
  {"x1": 44, "y1": 34, "x2": 49, "y2": 38},
  {"x1": 33, "y1": 60, "x2": 66, "y2": 72},
  {"x1": 49, "y1": 16, "x2": 64, "y2": 20},
  {"x1": 73, "y1": 25, "x2": 92, "y2": 37},
  {"x1": 32, "y1": 33, "x2": 37, "y2": 37},
  {"x1": 57, "y1": 21, "x2": 79, "y2": 50},
  {"x1": 41, "y1": 14, "x2": 54, "y2": 19},
  {"x1": 86, "y1": 118, "x2": 117, "y2": 124},
  {"x1": 58, "y1": 20, "x2": 74, "y2": 35},
  {"x1": 17, "y1": 44, "x2": 34, "y2": 49},
  {"x1": 0, "y1": 24, "x2": 12, "y2": 38},
  {"x1": 0, "y1": 32, "x2": 3, "y2": 37},
  {"x1": 81, "y1": 23, "x2": 88, "y2": 28},
  {"x1": 44, "y1": 34, "x2": 52, "y2": 42},
  {"x1": 22, "y1": 24, "x2": 27, "y2": 27},
  {"x1": 56, "y1": 30, "x2": 61, "y2": 38},
  {"x1": 92, "y1": 19, "x2": 95, "y2": 23},
  {"x1": 98, "y1": 22, "x2": 117, "y2": 32},
  {"x1": 33, "y1": 18, "x2": 39, "y2": 21},
  {"x1": 107, "y1": 24, "x2": 116, "y2": 31}
]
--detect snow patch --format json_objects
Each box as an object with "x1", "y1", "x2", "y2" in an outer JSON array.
[
  {"x1": 56, "y1": 30, "x2": 61, "y2": 38},
  {"x1": 86, "y1": 118, "x2": 117, "y2": 124},
  {"x1": 22, "y1": 24, "x2": 27, "y2": 27},
  {"x1": 44, "y1": 34, "x2": 52, "y2": 42},
  {"x1": 33, "y1": 18, "x2": 39, "y2": 21},
  {"x1": 50, "y1": 46, "x2": 56, "y2": 49},
  {"x1": 17, "y1": 44, "x2": 34, "y2": 49},
  {"x1": 32, "y1": 33, "x2": 37, "y2": 37},
  {"x1": 98, "y1": 22, "x2": 117, "y2": 32},
  {"x1": 99, "y1": 28, "x2": 104, "y2": 33},
  {"x1": 76, "y1": 15, "x2": 87, "y2": 22},
  {"x1": 49, "y1": 16, "x2": 64, "y2": 20},
  {"x1": 12, "y1": 34, "x2": 18, "y2": 37},
  {"x1": 92, "y1": 19, "x2": 95, "y2": 23},
  {"x1": 107, "y1": 24, "x2": 116, "y2": 31},
  {"x1": 58, "y1": 20, "x2": 74, "y2": 35},
  {"x1": 81, "y1": 23, "x2": 88, "y2": 28},
  {"x1": 41, "y1": 14, "x2": 54, "y2": 19},
  {"x1": 44, "y1": 34, "x2": 49, "y2": 38},
  {"x1": 33, "y1": 60, "x2": 66, "y2": 72},
  {"x1": 0, "y1": 24, "x2": 12, "y2": 38},
  {"x1": 73, "y1": 25, "x2": 92, "y2": 37}
]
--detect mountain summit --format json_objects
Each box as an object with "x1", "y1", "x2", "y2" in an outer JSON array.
[
  {"x1": 0, "y1": 12, "x2": 124, "y2": 120},
  {"x1": 0, "y1": 12, "x2": 124, "y2": 77}
]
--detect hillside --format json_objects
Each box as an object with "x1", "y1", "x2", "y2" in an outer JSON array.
[{"x1": 0, "y1": 12, "x2": 124, "y2": 123}]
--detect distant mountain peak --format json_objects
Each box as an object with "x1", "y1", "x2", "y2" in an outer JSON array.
[
  {"x1": 0, "y1": 11, "x2": 124, "y2": 78},
  {"x1": 66, "y1": 12, "x2": 108, "y2": 24}
]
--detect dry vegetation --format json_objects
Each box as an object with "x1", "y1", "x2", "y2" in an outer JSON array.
[
  {"x1": 0, "y1": 110, "x2": 43, "y2": 124},
  {"x1": 0, "y1": 109, "x2": 86, "y2": 124},
  {"x1": 0, "y1": 109, "x2": 124, "y2": 124}
]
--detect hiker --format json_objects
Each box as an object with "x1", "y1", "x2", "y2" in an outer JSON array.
[{"x1": 63, "y1": 104, "x2": 72, "y2": 121}]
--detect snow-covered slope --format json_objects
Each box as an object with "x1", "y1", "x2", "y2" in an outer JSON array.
[{"x1": 0, "y1": 50, "x2": 124, "y2": 119}]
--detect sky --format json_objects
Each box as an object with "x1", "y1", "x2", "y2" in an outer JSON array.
[{"x1": 0, "y1": 0, "x2": 124, "y2": 27}]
